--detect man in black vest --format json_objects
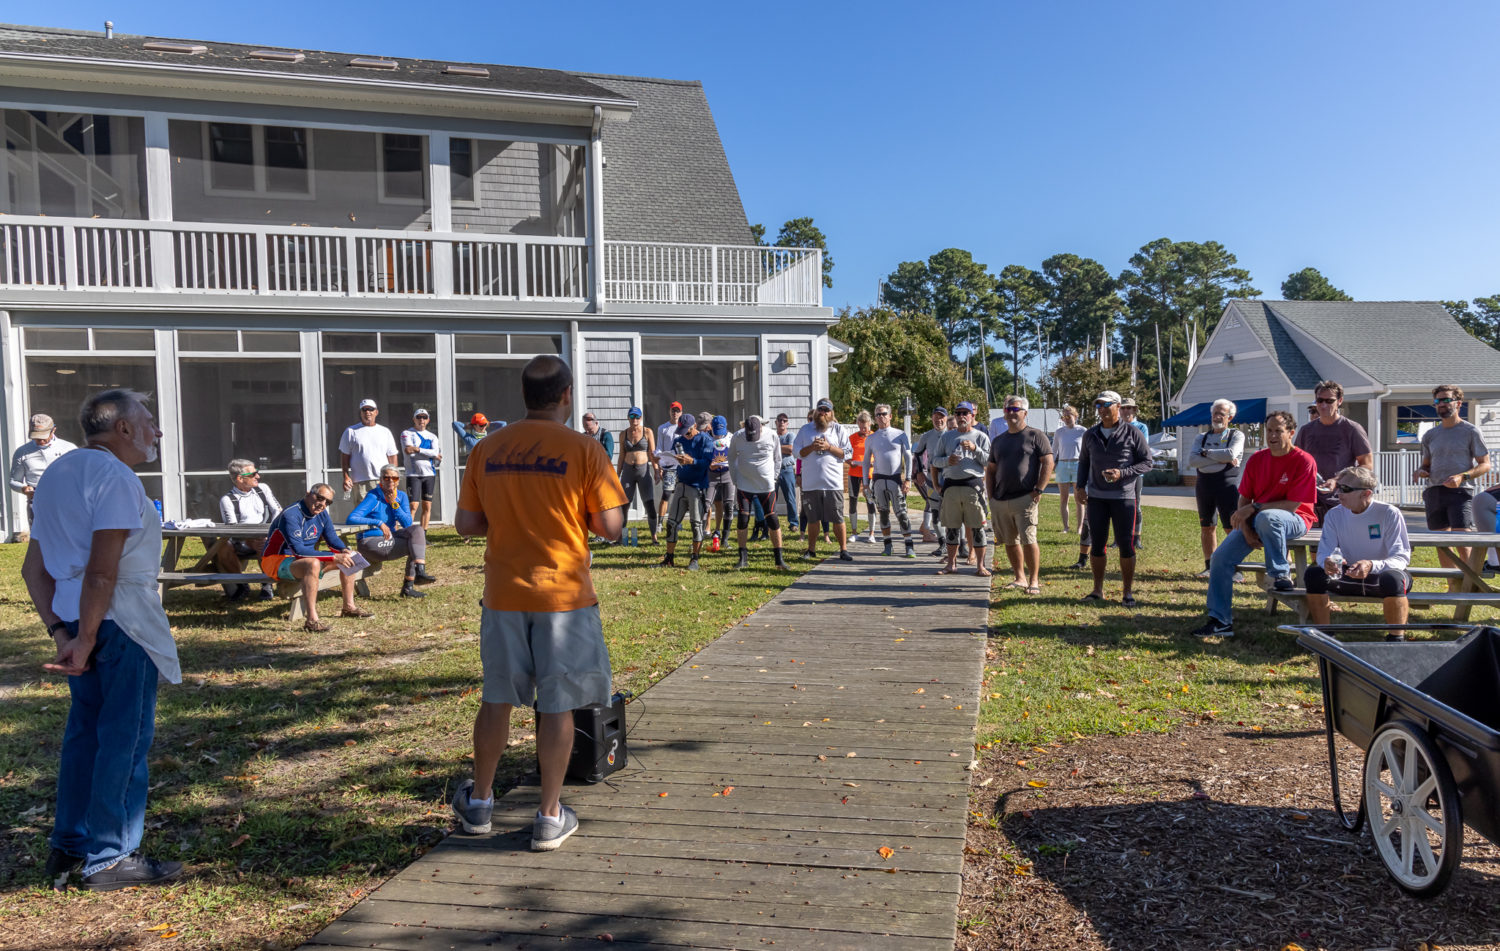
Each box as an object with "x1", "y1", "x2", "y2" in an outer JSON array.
[{"x1": 212, "y1": 458, "x2": 283, "y2": 601}]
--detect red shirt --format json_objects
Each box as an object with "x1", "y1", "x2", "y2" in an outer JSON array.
[{"x1": 1239, "y1": 446, "x2": 1318, "y2": 530}]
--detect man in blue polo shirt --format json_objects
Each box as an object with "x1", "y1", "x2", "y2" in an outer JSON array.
[{"x1": 261, "y1": 484, "x2": 372, "y2": 632}]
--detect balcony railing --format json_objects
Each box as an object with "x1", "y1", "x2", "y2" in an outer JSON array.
[
  {"x1": 603, "y1": 241, "x2": 822, "y2": 307},
  {"x1": 0, "y1": 217, "x2": 823, "y2": 308}
]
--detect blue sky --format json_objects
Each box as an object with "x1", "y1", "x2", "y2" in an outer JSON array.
[{"x1": 28, "y1": 1, "x2": 1500, "y2": 311}]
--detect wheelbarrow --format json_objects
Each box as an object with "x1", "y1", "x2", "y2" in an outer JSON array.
[{"x1": 1284, "y1": 623, "x2": 1500, "y2": 897}]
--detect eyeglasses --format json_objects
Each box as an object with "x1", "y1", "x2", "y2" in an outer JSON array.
[
  {"x1": 1315, "y1": 398, "x2": 1338, "y2": 404},
  {"x1": 1094, "y1": 401, "x2": 1115, "y2": 408},
  {"x1": 1335, "y1": 483, "x2": 1366, "y2": 494},
  {"x1": 1435, "y1": 397, "x2": 1458, "y2": 405},
  {"x1": 309, "y1": 494, "x2": 333, "y2": 507},
  {"x1": 1004, "y1": 406, "x2": 1024, "y2": 413},
  {"x1": 874, "y1": 411, "x2": 890, "y2": 416},
  {"x1": 237, "y1": 470, "x2": 259, "y2": 478},
  {"x1": 381, "y1": 475, "x2": 401, "y2": 482},
  {"x1": 955, "y1": 409, "x2": 974, "y2": 416}
]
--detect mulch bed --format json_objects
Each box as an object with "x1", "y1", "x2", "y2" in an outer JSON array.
[{"x1": 958, "y1": 716, "x2": 1500, "y2": 951}]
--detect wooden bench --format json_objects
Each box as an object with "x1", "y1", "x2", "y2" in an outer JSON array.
[
  {"x1": 158, "y1": 571, "x2": 270, "y2": 592},
  {"x1": 1267, "y1": 588, "x2": 1500, "y2": 623}
]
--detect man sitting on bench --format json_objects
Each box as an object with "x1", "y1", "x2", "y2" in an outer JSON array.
[
  {"x1": 1304, "y1": 465, "x2": 1412, "y2": 628},
  {"x1": 261, "y1": 484, "x2": 373, "y2": 633}
]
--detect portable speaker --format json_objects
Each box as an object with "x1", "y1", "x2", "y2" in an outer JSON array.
[{"x1": 567, "y1": 691, "x2": 628, "y2": 783}]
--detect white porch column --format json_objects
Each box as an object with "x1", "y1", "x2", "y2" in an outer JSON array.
[
  {"x1": 1368, "y1": 395, "x2": 1383, "y2": 453},
  {"x1": 143, "y1": 113, "x2": 175, "y2": 291},
  {"x1": 427, "y1": 132, "x2": 453, "y2": 298},
  {"x1": 1, "y1": 310, "x2": 23, "y2": 535},
  {"x1": 587, "y1": 110, "x2": 606, "y2": 311},
  {"x1": 300, "y1": 330, "x2": 327, "y2": 491},
  {"x1": 435, "y1": 331, "x2": 458, "y2": 523},
  {"x1": 153, "y1": 328, "x2": 184, "y2": 518}
]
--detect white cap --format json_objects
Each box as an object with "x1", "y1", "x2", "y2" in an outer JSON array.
[
  {"x1": 359, "y1": 398, "x2": 378, "y2": 410},
  {"x1": 413, "y1": 408, "x2": 430, "y2": 418}
]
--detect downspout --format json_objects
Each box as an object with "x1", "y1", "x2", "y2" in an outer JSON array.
[
  {"x1": 589, "y1": 105, "x2": 607, "y2": 314},
  {"x1": 1368, "y1": 383, "x2": 1392, "y2": 459}
]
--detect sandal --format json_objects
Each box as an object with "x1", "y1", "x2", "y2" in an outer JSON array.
[
  {"x1": 1002, "y1": 580, "x2": 1027, "y2": 591},
  {"x1": 1080, "y1": 592, "x2": 1104, "y2": 602},
  {"x1": 975, "y1": 567, "x2": 992, "y2": 577},
  {"x1": 303, "y1": 619, "x2": 331, "y2": 633},
  {"x1": 1025, "y1": 585, "x2": 1042, "y2": 596},
  {"x1": 1122, "y1": 594, "x2": 1139, "y2": 608},
  {"x1": 936, "y1": 566, "x2": 958, "y2": 575}
]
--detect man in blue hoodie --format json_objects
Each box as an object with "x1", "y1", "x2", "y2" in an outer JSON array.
[
  {"x1": 706, "y1": 414, "x2": 735, "y2": 549},
  {"x1": 661, "y1": 411, "x2": 715, "y2": 571},
  {"x1": 261, "y1": 484, "x2": 372, "y2": 632}
]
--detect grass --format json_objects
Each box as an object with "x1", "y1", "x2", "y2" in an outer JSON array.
[
  {"x1": 976, "y1": 495, "x2": 1496, "y2": 746},
  {"x1": 0, "y1": 526, "x2": 810, "y2": 949}
]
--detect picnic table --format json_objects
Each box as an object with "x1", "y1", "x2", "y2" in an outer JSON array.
[
  {"x1": 159, "y1": 522, "x2": 382, "y2": 622},
  {"x1": 1243, "y1": 528, "x2": 1500, "y2": 623}
]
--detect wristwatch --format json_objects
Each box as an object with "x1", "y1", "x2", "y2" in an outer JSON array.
[
  {"x1": 1251, "y1": 502, "x2": 1263, "y2": 513},
  {"x1": 47, "y1": 620, "x2": 68, "y2": 637}
]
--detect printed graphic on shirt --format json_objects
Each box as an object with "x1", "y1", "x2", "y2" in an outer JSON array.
[
  {"x1": 483, "y1": 441, "x2": 570, "y2": 477},
  {"x1": 1369, "y1": 524, "x2": 1381, "y2": 539}
]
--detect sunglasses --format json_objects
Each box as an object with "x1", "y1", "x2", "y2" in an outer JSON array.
[
  {"x1": 310, "y1": 494, "x2": 333, "y2": 506},
  {"x1": 1435, "y1": 397, "x2": 1458, "y2": 405},
  {"x1": 1335, "y1": 483, "x2": 1366, "y2": 494},
  {"x1": 955, "y1": 409, "x2": 974, "y2": 415},
  {"x1": 1315, "y1": 398, "x2": 1338, "y2": 404},
  {"x1": 874, "y1": 411, "x2": 890, "y2": 416},
  {"x1": 381, "y1": 475, "x2": 401, "y2": 482},
  {"x1": 238, "y1": 470, "x2": 259, "y2": 478},
  {"x1": 1004, "y1": 406, "x2": 1024, "y2": 413},
  {"x1": 1094, "y1": 401, "x2": 1115, "y2": 408}
]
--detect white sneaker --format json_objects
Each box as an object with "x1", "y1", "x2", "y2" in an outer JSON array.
[
  {"x1": 1233, "y1": 571, "x2": 1246, "y2": 583},
  {"x1": 1195, "y1": 568, "x2": 1211, "y2": 580}
]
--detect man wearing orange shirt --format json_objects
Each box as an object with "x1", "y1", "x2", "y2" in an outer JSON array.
[{"x1": 451, "y1": 355, "x2": 627, "y2": 851}]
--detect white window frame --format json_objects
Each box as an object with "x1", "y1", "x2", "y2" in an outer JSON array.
[
  {"x1": 377, "y1": 132, "x2": 429, "y2": 206},
  {"x1": 202, "y1": 122, "x2": 316, "y2": 200}
]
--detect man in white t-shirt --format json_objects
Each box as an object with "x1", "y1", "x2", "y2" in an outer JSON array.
[
  {"x1": 22, "y1": 388, "x2": 182, "y2": 891},
  {"x1": 340, "y1": 398, "x2": 399, "y2": 503},
  {"x1": 792, "y1": 398, "x2": 854, "y2": 562}
]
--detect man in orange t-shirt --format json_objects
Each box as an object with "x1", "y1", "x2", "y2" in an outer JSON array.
[{"x1": 452, "y1": 355, "x2": 627, "y2": 852}]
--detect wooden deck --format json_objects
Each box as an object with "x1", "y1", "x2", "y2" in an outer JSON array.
[{"x1": 302, "y1": 549, "x2": 993, "y2": 950}]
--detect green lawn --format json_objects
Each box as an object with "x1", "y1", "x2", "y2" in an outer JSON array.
[
  {"x1": 0, "y1": 527, "x2": 809, "y2": 949},
  {"x1": 976, "y1": 498, "x2": 1492, "y2": 746}
]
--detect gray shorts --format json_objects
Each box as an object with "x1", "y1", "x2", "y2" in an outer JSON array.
[
  {"x1": 870, "y1": 476, "x2": 907, "y2": 513},
  {"x1": 804, "y1": 488, "x2": 845, "y2": 524},
  {"x1": 479, "y1": 605, "x2": 612, "y2": 713}
]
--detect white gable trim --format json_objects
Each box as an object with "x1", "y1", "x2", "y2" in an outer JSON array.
[{"x1": 1170, "y1": 301, "x2": 1295, "y2": 405}]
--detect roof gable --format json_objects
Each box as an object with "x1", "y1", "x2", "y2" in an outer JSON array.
[
  {"x1": 1264, "y1": 301, "x2": 1500, "y2": 386},
  {"x1": 1225, "y1": 300, "x2": 1322, "y2": 389}
]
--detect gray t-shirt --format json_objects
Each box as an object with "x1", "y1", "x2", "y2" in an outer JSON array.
[
  {"x1": 1294, "y1": 415, "x2": 1372, "y2": 489},
  {"x1": 916, "y1": 428, "x2": 948, "y2": 480},
  {"x1": 1422, "y1": 420, "x2": 1489, "y2": 488},
  {"x1": 990, "y1": 426, "x2": 1053, "y2": 500},
  {"x1": 937, "y1": 427, "x2": 991, "y2": 483}
]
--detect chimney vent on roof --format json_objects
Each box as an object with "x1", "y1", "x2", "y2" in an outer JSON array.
[
  {"x1": 143, "y1": 41, "x2": 207, "y2": 54},
  {"x1": 104, "y1": 21, "x2": 114, "y2": 40},
  {"x1": 248, "y1": 49, "x2": 306, "y2": 63},
  {"x1": 443, "y1": 65, "x2": 490, "y2": 78},
  {"x1": 349, "y1": 57, "x2": 398, "y2": 70}
]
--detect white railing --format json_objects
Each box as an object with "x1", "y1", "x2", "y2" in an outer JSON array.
[
  {"x1": 1374, "y1": 449, "x2": 1500, "y2": 506},
  {"x1": 602, "y1": 241, "x2": 822, "y2": 307},
  {"x1": 0, "y1": 216, "x2": 590, "y2": 303}
]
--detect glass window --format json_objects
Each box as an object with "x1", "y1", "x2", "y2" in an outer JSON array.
[
  {"x1": 242, "y1": 331, "x2": 300, "y2": 352},
  {"x1": 180, "y1": 359, "x2": 304, "y2": 471},
  {"x1": 179, "y1": 330, "x2": 238, "y2": 352},
  {"x1": 24, "y1": 356, "x2": 159, "y2": 472},
  {"x1": 380, "y1": 333, "x2": 435, "y2": 354},
  {"x1": 643, "y1": 360, "x2": 760, "y2": 430},
  {"x1": 184, "y1": 471, "x2": 305, "y2": 523},
  {"x1": 322, "y1": 332, "x2": 378, "y2": 353},
  {"x1": 264, "y1": 126, "x2": 310, "y2": 195},
  {"x1": 450, "y1": 138, "x2": 476, "y2": 203},
  {"x1": 381, "y1": 133, "x2": 425, "y2": 201},
  {"x1": 510, "y1": 334, "x2": 562, "y2": 355},
  {"x1": 641, "y1": 335, "x2": 700, "y2": 356},
  {"x1": 1, "y1": 110, "x2": 148, "y2": 219},
  {"x1": 456, "y1": 334, "x2": 507, "y2": 354},
  {"x1": 323, "y1": 359, "x2": 437, "y2": 467},
  {"x1": 455, "y1": 360, "x2": 528, "y2": 465},
  {"x1": 702, "y1": 336, "x2": 758, "y2": 356},
  {"x1": 208, "y1": 122, "x2": 256, "y2": 192},
  {"x1": 92, "y1": 329, "x2": 155, "y2": 351},
  {"x1": 24, "y1": 328, "x2": 88, "y2": 350}
]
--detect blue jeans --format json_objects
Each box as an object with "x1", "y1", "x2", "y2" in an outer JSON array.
[
  {"x1": 776, "y1": 466, "x2": 799, "y2": 530},
  {"x1": 1207, "y1": 509, "x2": 1307, "y2": 623},
  {"x1": 52, "y1": 619, "x2": 159, "y2": 876}
]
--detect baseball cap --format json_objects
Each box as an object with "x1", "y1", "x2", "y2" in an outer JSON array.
[
  {"x1": 28, "y1": 413, "x2": 54, "y2": 439},
  {"x1": 815, "y1": 398, "x2": 834, "y2": 411},
  {"x1": 1119, "y1": 396, "x2": 1137, "y2": 408},
  {"x1": 776, "y1": 412, "x2": 789, "y2": 422},
  {"x1": 359, "y1": 398, "x2": 378, "y2": 410},
  {"x1": 932, "y1": 406, "x2": 948, "y2": 417},
  {"x1": 1095, "y1": 390, "x2": 1122, "y2": 405},
  {"x1": 956, "y1": 400, "x2": 977, "y2": 412},
  {"x1": 469, "y1": 412, "x2": 489, "y2": 427},
  {"x1": 669, "y1": 400, "x2": 682, "y2": 411},
  {"x1": 628, "y1": 406, "x2": 642, "y2": 418},
  {"x1": 413, "y1": 408, "x2": 430, "y2": 418}
]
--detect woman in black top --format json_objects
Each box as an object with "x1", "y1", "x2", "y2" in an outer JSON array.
[{"x1": 618, "y1": 408, "x2": 659, "y2": 542}]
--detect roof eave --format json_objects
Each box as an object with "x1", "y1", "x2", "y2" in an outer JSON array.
[{"x1": 0, "y1": 51, "x2": 637, "y2": 123}]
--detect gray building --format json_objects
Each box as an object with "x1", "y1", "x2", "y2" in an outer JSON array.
[{"x1": 0, "y1": 24, "x2": 834, "y2": 529}]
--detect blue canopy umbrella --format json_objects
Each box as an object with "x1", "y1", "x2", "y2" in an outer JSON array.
[{"x1": 1162, "y1": 397, "x2": 1268, "y2": 426}]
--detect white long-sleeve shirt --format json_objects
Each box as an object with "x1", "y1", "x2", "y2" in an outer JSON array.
[
  {"x1": 863, "y1": 426, "x2": 911, "y2": 479},
  {"x1": 9, "y1": 437, "x2": 76, "y2": 492},
  {"x1": 1188, "y1": 428, "x2": 1246, "y2": 475},
  {"x1": 1316, "y1": 499, "x2": 1411, "y2": 574}
]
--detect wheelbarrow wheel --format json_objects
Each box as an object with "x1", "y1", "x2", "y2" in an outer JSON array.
[{"x1": 1363, "y1": 720, "x2": 1463, "y2": 898}]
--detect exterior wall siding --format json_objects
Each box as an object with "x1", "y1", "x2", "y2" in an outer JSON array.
[
  {"x1": 1178, "y1": 354, "x2": 1287, "y2": 407},
  {"x1": 584, "y1": 336, "x2": 634, "y2": 439},
  {"x1": 766, "y1": 337, "x2": 812, "y2": 421}
]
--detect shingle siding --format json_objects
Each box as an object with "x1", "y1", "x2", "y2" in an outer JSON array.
[
  {"x1": 584, "y1": 337, "x2": 634, "y2": 438},
  {"x1": 766, "y1": 338, "x2": 812, "y2": 420}
]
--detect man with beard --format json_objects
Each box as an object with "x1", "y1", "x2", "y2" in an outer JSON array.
[
  {"x1": 793, "y1": 399, "x2": 854, "y2": 561},
  {"x1": 774, "y1": 413, "x2": 799, "y2": 538},
  {"x1": 727, "y1": 415, "x2": 790, "y2": 570},
  {"x1": 1293, "y1": 380, "x2": 1373, "y2": 525},
  {"x1": 1416, "y1": 384, "x2": 1490, "y2": 589}
]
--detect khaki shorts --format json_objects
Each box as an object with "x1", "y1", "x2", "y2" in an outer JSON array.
[
  {"x1": 991, "y1": 494, "x2": 1039, "y2": 545},
  {"x1": 804, "y1": 489, "x2": 845, "y2": 524},
  {"x1": 479, "y1": 605, "x2": 612, "y2": 713},
  {"x1": 939, "y1": 484, "x2": 986, "y2": 530}
]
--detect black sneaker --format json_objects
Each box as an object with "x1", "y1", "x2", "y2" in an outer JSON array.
[
  {"x1": 400, "y1": 582, "x2": 427, "y2": 598},
  {"x1": 774, "y1": 554, "x2": 791, "y2": 571},
  {"x1": 838, "y1": 550, "x2": 854, "y2": 562},
  {"x1": 224, "y1": 583, "x2": 250, "y2": 602},
  {"x1": 81, "y1": 852, "x2": 183, "y2": 892},
  {"x1": 802, "y1": 551, "x2": 819, "y2": 561},
  {"x1": 1273, "y1": 576, "x2": 1295, "y2": 592},
  {"x1": 45, "y1": 848, "x2": 82, "y2": 890},
  {"x1": 736, "y1": 549, "x2": 749, "y2": 570},
  {"x1": 658, "y1": 555, "x2": 675, "y2": 567},
  {"x1": 1189, "y1": 617, "x2": 1234, "y2": 638},
  {"x1": 1071, "y1": 557, "x2": 1089, "y2": 570},
  {"x1": 258, "y1": 583, "x2": 275, "y2": 601}
]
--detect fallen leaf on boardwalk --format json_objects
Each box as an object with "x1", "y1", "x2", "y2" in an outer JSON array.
[
  {"x1": 721, "y1": 786, "x2": 734, "y2": 796},
  {"x1": 913, "y1": 688, "x2": 925, "y2": 694},
  {"x1": 843, "y1": 782, "x2": 860, "y2": 787},
  {"x1": 877, "y1": 846, "x2": 895, "y2": 859},
  {"x1": 885, "y1": 867, "x2": 898, "y2": 874},
  {"x1": 658, "y1": 792, "x2": 669, "y2": 798},
  {"x1": 803, "y1": 722, "x2": 813, "y2": 727},
  {"x1": 816, "y1": 755, "x2": 827, "y2": 762},
  {"x1": 1027, "y1": 780, "x2": 1048, "y2": 788},
  {"x1": 229, "y1": 834, "x2": 250, "y2": 849},
  {"x1": 845, "y1": 751, "x2": 857, "y2": 757}
]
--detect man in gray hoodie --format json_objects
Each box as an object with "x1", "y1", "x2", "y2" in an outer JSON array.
[{"x1": 1076, "y1": 390, "x2": 1154, "y2": 607}]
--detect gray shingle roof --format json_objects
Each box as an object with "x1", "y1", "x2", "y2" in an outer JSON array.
[
  {"x1": 577, "y1": 74, "x2": 754, "y2": 247},
  {"x1": 0, "y1": 23, "x2": 630, "y2": 104},
  {"x1": 1264, "y1": 300, "x2": 1500, "y2": 386},
  {"x1": 1225, "y1": 300, "x2": 1323, "y2": 389}
]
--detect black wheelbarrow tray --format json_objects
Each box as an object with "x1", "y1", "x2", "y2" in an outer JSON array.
[{"x1": 1281, "y1": 623, "x2": 1500, "y2": 898}]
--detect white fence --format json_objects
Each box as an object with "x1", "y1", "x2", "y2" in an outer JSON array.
[
  {"x1": 602, "y1": 241, "x2": 822, "y2": 307},
  {"x1": 0, "y1": 217, "x2": 821, "y2": 308},
  {"x1": 1373, "y1": 449, "x2": 1500, "y2": 506}
]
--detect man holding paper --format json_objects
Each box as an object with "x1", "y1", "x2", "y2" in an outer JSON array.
[{"x1": 261, "y1": 484, "x2": 374, "y2": 633}]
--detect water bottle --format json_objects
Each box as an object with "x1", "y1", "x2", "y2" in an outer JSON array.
[
  {"x1": 152, "y1": 499, "x2": 163, "y2": 524},
  {"x1": 1328, "y1": 548, "x2": 1345, "y2": 580}
]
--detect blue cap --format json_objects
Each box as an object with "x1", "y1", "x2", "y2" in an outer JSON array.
[
  {"x1": 628, "y1": 406, "x2": 642, "y2": 418},
  {"x1": 956, "y1": 400, "x2": 977, "y2": 412},
  {"x1": 712, "y1": 415, "x2": 728, "y2": 437},
  {"x1": 933, "y1": 406, "x2": 948, "y2": 416}
]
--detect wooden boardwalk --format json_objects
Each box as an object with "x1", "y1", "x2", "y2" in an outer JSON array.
[{"x1": 303, "y1": 548, "x2": 993, "y2": 951}]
